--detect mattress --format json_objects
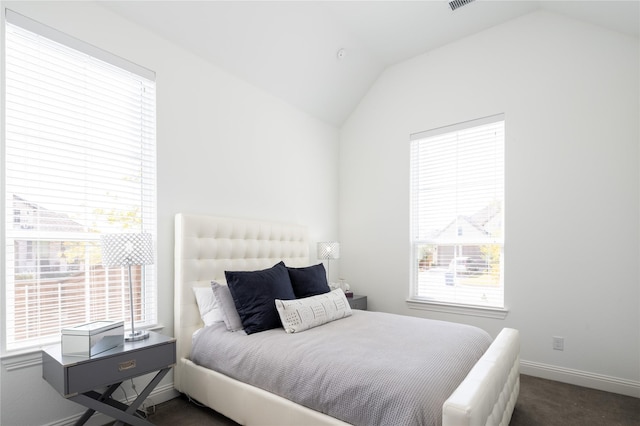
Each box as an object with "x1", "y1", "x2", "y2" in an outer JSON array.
[{"x1": 190, "y1": 310, "x2": 492, "y2": 426}]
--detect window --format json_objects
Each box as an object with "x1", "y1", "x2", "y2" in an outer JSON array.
[
  {"x1": 3, "y1": 10, "x2": 157, "y2": 352},
  {"x1": 410, "y1": 115, "x2": 504, "y2": 309}
]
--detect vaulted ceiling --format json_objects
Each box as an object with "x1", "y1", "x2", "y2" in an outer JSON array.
[{"x1": 102, "y1": 1, "x2": 640, "y2": 127}]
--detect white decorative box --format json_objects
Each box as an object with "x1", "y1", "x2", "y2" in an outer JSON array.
[{"x1": 61, "y1": 321, "x2": 124, "y2": 357}]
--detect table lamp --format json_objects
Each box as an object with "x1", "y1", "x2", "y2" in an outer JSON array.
[{"x1": 100, "y1": 233, "x2": 154, "y2": 341}]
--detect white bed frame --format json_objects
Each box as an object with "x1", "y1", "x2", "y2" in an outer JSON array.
[{"x1": 174, "y1": 213, "x2": 520, "y2": 426}]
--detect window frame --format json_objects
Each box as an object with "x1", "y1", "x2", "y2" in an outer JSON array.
[
  {"x1": 408, "y1": 114, "x2": 507, "y2": 318},
  {"x1": 2, "y1": 9, "x2": 158, "y2": 354}
]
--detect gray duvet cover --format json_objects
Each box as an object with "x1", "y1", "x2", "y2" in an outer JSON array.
[{"x1": 190, "y1": 310, "x2": 492, "y2": 426}]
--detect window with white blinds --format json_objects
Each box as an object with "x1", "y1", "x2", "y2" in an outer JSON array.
[
  {"x1": 410, "y1": 115, "x2": 504, "y2": 309},
  {"x1": 3, "y1": 10, "x2": 157, "y2": 352}
]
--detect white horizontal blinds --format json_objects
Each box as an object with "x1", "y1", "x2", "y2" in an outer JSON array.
[
  {"x1": 410, "y1": 115, "x2": 504, "y2": 308},
  {"x1": 4, "y1": 12, "x2": 157, "y2": 351}
]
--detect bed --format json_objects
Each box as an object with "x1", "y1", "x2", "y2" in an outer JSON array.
[{"x1": 174, "y1": 213, "x2": 520, "y2": 426}]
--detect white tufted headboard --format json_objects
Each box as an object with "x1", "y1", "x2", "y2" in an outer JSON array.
[{"x1": 174, "y1": 213, "x2": 309, "y2": 390}]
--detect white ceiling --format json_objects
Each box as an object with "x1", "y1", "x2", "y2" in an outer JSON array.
[{"x1": 102, "y1": 1, "x2": 640, "y2": 126}]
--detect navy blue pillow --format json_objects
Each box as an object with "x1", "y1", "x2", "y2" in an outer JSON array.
[
  {"x1": 225, "y1": 261, "x2": 295, "y2": 334},
  {"x1": 287, "y1": 263, "x2": 331, "y2": 298}
]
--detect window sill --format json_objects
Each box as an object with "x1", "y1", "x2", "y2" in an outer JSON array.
[
  {"x1": 406, "y1": 298, "x2": 509, "y2": 319},
  {"x1": 1, "y1": 350, "x2": 43, "y2": 372}
]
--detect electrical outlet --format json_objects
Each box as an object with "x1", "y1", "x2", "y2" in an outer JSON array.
[{"x1": 552, "y1": 336, "x2": 564, "y2": 351}]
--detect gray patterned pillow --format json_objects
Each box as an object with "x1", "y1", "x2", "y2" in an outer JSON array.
[
  {"x1": 211, "y1": 281, "x2": 244, "y2": 331},
  {"x1": 275, "y1": 288, "x2": 352, "y2": 333}
]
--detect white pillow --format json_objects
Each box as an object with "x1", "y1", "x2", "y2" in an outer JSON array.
[
  {"x1": 192, "y1": 286, "x2": 224, "y2": 326},
  {"x1": 275, "y1": 288, "x2": 352, "y2": 334}
]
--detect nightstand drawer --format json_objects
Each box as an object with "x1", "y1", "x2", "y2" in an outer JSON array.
[
  {"x1": 65, "y1": 341, "x2": 176, "y2": 395},
  {"x1": 348, "y1": 295, "x2": 367, "y2": 310},
  {"x1": 43, "y1": 334, "x2": 177, "y2": 398}
]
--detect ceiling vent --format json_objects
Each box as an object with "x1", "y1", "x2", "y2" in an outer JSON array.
[{"x1": 449, "y1": 0, "x2": 476, "y2": 11}]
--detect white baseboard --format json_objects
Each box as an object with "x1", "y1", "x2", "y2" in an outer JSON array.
[
  {"x1": 520, "y1": 359, "x2": 640, "y2": 398},
  {"x1": 44, "y1": 383, "x2": 180, "y2": 426}
]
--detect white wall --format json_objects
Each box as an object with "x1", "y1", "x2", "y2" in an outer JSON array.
[
  {"x1": 340, "y1": 10, "x2": 640, "y2": 396},
  {"x1": 0, "y1": 2, "x2": 339, "y2": 425}
]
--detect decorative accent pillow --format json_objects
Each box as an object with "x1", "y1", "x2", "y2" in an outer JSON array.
[
  {"x1": 211, "y1": 281, "x2": 244, "y2": 332},
  {"x1": 192, "y1": 286, "x2": 224, "y2": 326},
  {"x1": 287, "y1": 263, "x2": 331, "y2": 298},
  {"x1": 225, "y1": 262, "x2": 296, "y2": 335},
  {"x1": 275, "y1": 288, "x2": 352, "y2": 334}
]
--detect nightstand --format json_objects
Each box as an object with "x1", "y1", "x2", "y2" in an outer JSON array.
[
  {"x1": 348, "y1": 294, "x2": 367, "y2": 310},
  {"x1": 42, "y1": 331, "x2": 176, "y2": 426}
]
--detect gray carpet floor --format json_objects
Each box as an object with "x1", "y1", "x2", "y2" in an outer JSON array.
[{"x1": 139, "y1": 375, "x2": 639, "y2": 425}]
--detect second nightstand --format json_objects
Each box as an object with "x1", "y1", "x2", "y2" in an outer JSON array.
[{"x1": 348, "y1": 294, "x2": 367, "y2": 310}]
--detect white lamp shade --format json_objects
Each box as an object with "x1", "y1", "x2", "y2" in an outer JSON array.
[
  {"x1": 317, "y1": 242, "x2": 340, "y2": 260},
  {"x1": 100, "y1": 233, "x2": 154, "y2": 267}
]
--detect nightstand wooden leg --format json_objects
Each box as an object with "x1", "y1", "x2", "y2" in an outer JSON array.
[
  {"x1": 71, "y1": 367, "x2": 170, "y2": 426},
  {"x1": 72, "y1": 392, "x2": 152, "y2": 426},
  {"x1": 113, "y1": 367, "x2": 171, "y2": 425},
  {"x1": 74, "y1": 382, "x2": 121, "y2": 425}
]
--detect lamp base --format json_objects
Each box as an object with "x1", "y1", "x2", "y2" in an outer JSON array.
[{"x1": 125, "y1": 330, "x2": 150, "y2": 342}]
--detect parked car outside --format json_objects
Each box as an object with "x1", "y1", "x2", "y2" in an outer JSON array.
[{"x1": 445, "y1": 256, "x2": 482, "y2": 286}]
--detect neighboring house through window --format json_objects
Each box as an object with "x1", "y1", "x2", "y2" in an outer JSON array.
[
  {"x1": 3, "y1": 10, "x2": 157, "y2": 352},
  {"x1": 410, "y1": 115, "x2": 505, "y2": 310}
]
